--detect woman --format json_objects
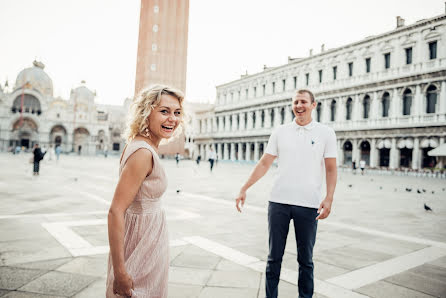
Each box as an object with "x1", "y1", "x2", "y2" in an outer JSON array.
[{"x1": 106, "y1": 85, "x2": 184, "y2": 297}]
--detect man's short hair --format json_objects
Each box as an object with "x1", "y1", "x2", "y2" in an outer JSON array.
[{"x1": 295, "y1": 89, "x2": 315, "y2": 103}]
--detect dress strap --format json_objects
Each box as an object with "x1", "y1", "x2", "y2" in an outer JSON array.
[{"x1": 120, "y1": 140, "x2": 159, "y2": 169}]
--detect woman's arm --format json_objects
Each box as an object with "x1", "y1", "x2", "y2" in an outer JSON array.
[{"x1": 107, "y1": 149, "x2": 153, "y2": 296}]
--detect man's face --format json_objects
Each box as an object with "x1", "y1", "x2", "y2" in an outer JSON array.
[{"x1": 292, "y1": 92, "x2": 316, "y2": 121}]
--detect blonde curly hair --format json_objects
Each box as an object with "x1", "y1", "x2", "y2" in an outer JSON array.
[{"x1": 124, "y1": 84, "x2": 184, "y2": 142}]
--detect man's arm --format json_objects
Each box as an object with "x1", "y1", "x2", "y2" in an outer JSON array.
[
  {"x1": 316, "y1": 157, "x2": 337, "y2": 220},
  {"x1": 235, "y1": 153, "x2": 276, "y2": 212}
]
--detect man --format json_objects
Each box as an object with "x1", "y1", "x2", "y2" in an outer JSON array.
[
  {"x1": 208, "y1": 146, "x2": 217, "y2": 172},
  {"x1": 235, "y1": 89, "x2": 337, "y2": 298},
  {"x1": 359, "y1": 159, "x2": 366, "y2": 175},
  {"x1": 32, "y1": 143, "x2": 46, "y2": 176}
]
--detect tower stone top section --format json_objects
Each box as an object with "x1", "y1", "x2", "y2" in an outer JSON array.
[{"x1": 134, "y1": 0, "x2": 189, "y2": 97}]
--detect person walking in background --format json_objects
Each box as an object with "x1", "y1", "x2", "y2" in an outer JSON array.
[
  {"x1": 235, "y1": 89, "x2": 337, "y2": 298},
  {"x1": 47, "y1": 144, "x2": 55, "y2": 161},
  {"x1": 359, "y1": 159, "x2": 366, "y2": 175},
  {"x1": 55, "y1": 145, "x2": 61, "y2": 161},
  {"x1": 208, "y1": 146, "x2": 216, "y2": 172},
  {"x1": 106, "y1": 85, "x2": 184, "y2": 298},
  {"x1": 32, "y1": 144, "x2": 46, "y2": 176},
  {"x1": 175, "y1": 152, "x2": 180, "y2": 167},
  {"x1": 104, "y1": 145, "x2": 109, "y2": 158},
  {"x1": 196, "y1": 154, "x2": 201, "y2": 165}
]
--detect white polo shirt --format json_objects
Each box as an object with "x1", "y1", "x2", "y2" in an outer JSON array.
[{"x1": 265, "y1": 120, "x2": 337, "y2": 208}]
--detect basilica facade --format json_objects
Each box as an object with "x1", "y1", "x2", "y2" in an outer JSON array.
[
  {"x1": 194, "y1": 13, "x2": 446, "y2": 170},
  {"x1": 0, "y1": 61, "x2": 127, "y2": 155}
]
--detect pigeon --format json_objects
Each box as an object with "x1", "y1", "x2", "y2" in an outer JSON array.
[
  {"x1": 432, "y1": 191, "x2": 435, "y2": 194},
  {"x1": 442, "y1": 188, "x2": 445, "y2": 192},
  {"x1": 370, "y1": 179, "x2": 374, "y2": 182},
  {"x1": 424, "y1": 203, "x2": 432, "y2": 212},
  {"x1": 379, "y1": 186, "x2": 383, "y2": 190},
  {"x1": 176, "y1": 189, "x2": 181, "y2": 194},
  {"x1": 74, "y1": 177, "x2": 78, "y2": 182},
  {"x1": 417, "y1": 189, "x2": 422, "y2": 194},
  {"x1": 405, "y1": 188, "x2": 412, "y2": 192},
  {"x1": 422, "y1": 189, "x2": 426, "y2": 193},
  {"x1": 348, "y1": 184, "x2": 353, "y2": 188},
  {"x1": 394, "y1": 188, "x2": 397, "y2": 192}
]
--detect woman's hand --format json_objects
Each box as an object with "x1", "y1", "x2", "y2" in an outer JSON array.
[{"x1": 113, "y1": 272, "x2": 134, "y2": 297}]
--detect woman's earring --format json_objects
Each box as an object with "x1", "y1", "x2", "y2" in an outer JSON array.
[{"x1": 144, "y1": 128, "x2": 150, "y2": 137}]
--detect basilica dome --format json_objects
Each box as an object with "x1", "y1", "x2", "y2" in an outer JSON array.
[
  {"x1": 15, "y1": 60, "x2": 53, "y2": 96},
  {"x1": 70, "y1": 81, "x2": 95, "y2": 104}
]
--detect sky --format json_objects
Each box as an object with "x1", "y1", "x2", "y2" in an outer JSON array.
[{"x1": 0, "y1": 0, "x2": 443, "y2": 106}]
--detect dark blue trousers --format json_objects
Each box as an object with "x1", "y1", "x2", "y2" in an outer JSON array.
[{"x1": 266, "y1": 202, "x2": 318, "y2": 298}]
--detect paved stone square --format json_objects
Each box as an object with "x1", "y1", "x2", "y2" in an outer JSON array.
[{"x1": 0, "y1": 152, "x2": 445, "y2": 297}]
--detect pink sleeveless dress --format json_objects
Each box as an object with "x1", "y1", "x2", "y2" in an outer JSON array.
[{"x1": 106, "y1": 140, "x2": 169, "y2": 298}]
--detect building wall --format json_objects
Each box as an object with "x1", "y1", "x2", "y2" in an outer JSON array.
[{"x1": 194, "y1": 14, "x2": 446, "y2": 169}]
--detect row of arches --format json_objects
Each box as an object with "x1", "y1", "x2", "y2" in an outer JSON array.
[{"x1": 316, "y1": 85, "x2": 439, "y2": 122}]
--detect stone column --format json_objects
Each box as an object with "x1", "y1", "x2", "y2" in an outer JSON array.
[
  {"x1": 238, "y1": 142, "x2": 243, "y2": 160},
  {"x1": 412, "y1": 137, "x2": 420, "y2": 170},
  {"x1": 212, "y1": 117, "x2": 217, "y2": 133},
  {"x1": 370, "y1": 91, "x2": 378, "y2": 119},
  {"x1": 352, "y1": 139, "x2": 359, "y2": 165},
  {"x1": 217, "y1": 143, "x2": 222, "y2": 161},
  {"x1": 230, "y1": 143, "x2": 236, "y2": 161},
  {"x1": 232, "y1": 114, "x2": 237, "y2": 131},
  {"x1": 440, "y1": 81, "x2": 446, "y2": 114},
  {"x1": 414, "y1": 85, "x2": 422, "y2": 116},
  {"x1": 240, "y1": 112, "x2": 246, "y2": 131},
  {"x1": 370, "y1": 139, "x2": 378, "y2": 168},
  {"x1": 245, "y1": 142, "x2": 251, "y2": 161},
  {"x1": 285, "y1": 105, "x2": 293, "y2": 123},
  {"x1": 255, "y1": 110, "x2": 262, "y2": 129},
  {"x1": 273, "y1": 107, "x2": 281, "y2": 128},
  {"x1": 254, "y1": 141, "x2": 259, "y2": 161},
  {"x1": 354, "y1": 94, "x2": 361, "y2": 121},
  {"x1": 391, "y1": 88, "x2": 400, "y2": 118},
  {"x1": 265, "y1": 108, "x2": 272, "y2": 128},
  {"x1": 224, "y1": 143, "x2": 229, "y2": 160},
  {"x1": 247, "y1": 112, "x2": 253, "y2": 130},
  {"x1": 389, "y1": 138, "x2": 399, "y2": 169},
  {"x1": 225, "y1": 115, "x2": 230, "y2": 132},
  {"x1": 337, "y1": 97, "x2": 344, "y2": 123},
  {"x1": 337, "y1": 139, "x2": 343, "y2": 165}
]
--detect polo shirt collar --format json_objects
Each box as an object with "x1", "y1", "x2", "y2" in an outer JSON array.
[{"x1": 292, "y1": 119, "x2": 315, "y2": 131}]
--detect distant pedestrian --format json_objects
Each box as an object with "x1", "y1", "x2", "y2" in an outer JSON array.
[
  {"x1": 78, "y1": 145, "x2": 82, "y2": 155},
  {"x1": 55, "y1": 145, "x2": 62, "y2": 161},
  {"x1": 196, "y1": 154, "x2": 201, "y2": 165},
  {"x1": 32, "y1": 144, "x2": 46, "y2": 175},
  {"x1": 352, "y1": 161, "x2": 357, "y2": 174},
  {"x1": 175, "y1": 152, "x2": 180, "y2": 166},
  {"x1": 208, "y1": 146, "x2": 216, "y2": 172},
  {"x1": 47, "y1": 144, "x2": 55, "y2": 161},
  {"x1": 104, "y1": 145, "x2": 108, "y2": 158},
  {"x1": 359, "y1": 159, "x2": 366, "y2": 175}
]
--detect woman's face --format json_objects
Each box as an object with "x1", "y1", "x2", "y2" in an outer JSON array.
[{"x1": 147, "y1": 94, "x2": 182, "y2": 140}]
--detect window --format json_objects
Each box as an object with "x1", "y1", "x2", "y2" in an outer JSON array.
[
  {"x1": 348, "y1": 62, "x2": 353, "y2": 77},
  {"x1": 365, "y1": 58, "x2": 371, "y2": 73},
  {"x1": 270, "y1": 109, "x2": 275, "y2": 125},
  {"x1": 245, "y1": 89, "x2": 248, "y2": 98},
  {"x1": 382, "y1": 92, "x2": 390, "y2": 117},
  {"x1": 305, "y1": 73, "x2": 309, "y2": 86},
  {"x1": 244, "y1": 112, "x2": 248, "y2": 127},
  {"x1": 426, "y1": 85, "x2": 437, "y2": 113},
  {"x1": 238, "y1": 91, "x2": 240, "y2": 100},
  {"x1": 318, "y1": 70, "x2": 323, "y2": 83},
  {"x1": 346, "y1": 98, "x2": 352, "y2": 120},
  {"x1": 282, "y1": 79, "x2": 286, "y2": 91},
  {"x1": 363, "y1": 95, "x2": 371, "y2": 118},
  {"x1": 272, "y1": 82, "x2": 276, "y2": 94},
  {"x1": 252, "y1": 111, "x2": 256, "y2": 127},
  {"x1": 402, "y1": 89, "x2": 412, "y2": 115},
  {"x1": 262, "y1": 84, "x2": 266, "y2": 96},
  {"x1": 384, "y1": 53, "x2": 391, "y2": 69},
  {"x1": 405, "y1": 47, "x2": 412, "y2": 64},
  {"x1": 316, "y1": 102, "x2": 322, "y2": 122},
  {"x1": 330, "y1": 100, "x2": 336, "y2": 121},
  {"x1": 253, "y1": 87, "x2": 257, "y2": 97},
  {"x1": 261, "y1": 110, "x2": 265, "y2": 127},
  {"x1": 280, "y1": 107, "x2": 285, "y2": 124},
  {"x1": 429, "y1": 41, "x2": 437, "y2": 60},
  {"x1": 293, "y1": 76, "x2": 297, "y2": 88},
  {"x1": 333, "y1": 66, "x2": 337, "y2": 80},
  {"x1": 236, "y1": 114, "x2": 240, "y2": 129}
]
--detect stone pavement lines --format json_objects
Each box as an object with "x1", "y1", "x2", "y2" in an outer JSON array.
[
  {"x1": 183, "y1": 236, "x2": 368, "y2": 298},
  {"x1": 41, "y1": 208, "x2": 200, "y2": 257},
  {"x1": 327, "y1": 246, "x2": 446, "y2": 290},
  {"x1": 180, "y1": 191, "x2": 446, "y2": 293}
]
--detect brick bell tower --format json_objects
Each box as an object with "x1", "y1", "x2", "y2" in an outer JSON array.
[{"x1": 134, "y1": 0, "x2": 190, "y2": 155}]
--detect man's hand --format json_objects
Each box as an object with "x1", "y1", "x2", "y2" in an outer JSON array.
[
  {"x1": 316, "y1": 197, "x2": 333, "y2": 220},
  {"x1": 235, "y1": 190, "x2": 246, "y2": 212}
]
